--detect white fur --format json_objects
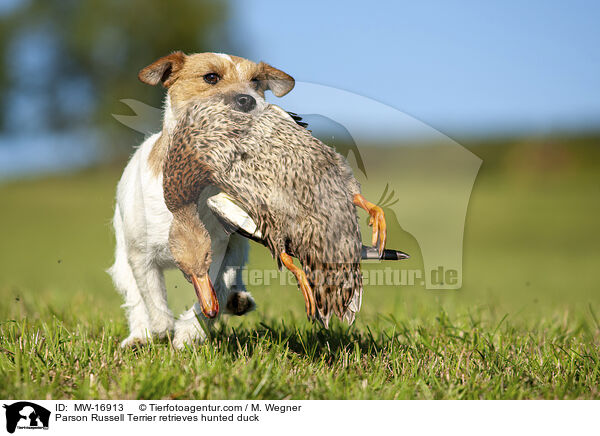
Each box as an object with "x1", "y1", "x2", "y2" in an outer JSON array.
[
  {"x1": 108, "y1": 130, "x2": 253, "y2": 349},
  {"x1": 213, "y1": 52, "x2": 245, "y2": 77},
  {"x1": 213, "y1": 53, "x2": 233, "y2": 63},
  {"x1": 162, "y1": 95, "x2": 178, "y2": 135}
]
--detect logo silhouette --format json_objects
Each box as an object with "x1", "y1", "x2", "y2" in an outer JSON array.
[
  {"x1": 3, "y1": 402, "x2": 50, "y2": 433},
  {"x1": 113, "y1": 82, "x2": 483, "y2": 290}
]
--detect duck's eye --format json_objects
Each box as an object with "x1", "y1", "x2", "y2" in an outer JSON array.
[{"x1": 203, "y1": 73, "x2": 220, "y2": 85}]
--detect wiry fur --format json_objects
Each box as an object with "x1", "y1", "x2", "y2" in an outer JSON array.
[
  {"x1": 109, "y1": 51, "x2": 292, "y2": 348},
  {"x1": 107, "y1": 132, "x2": 253, "y2": 348}
]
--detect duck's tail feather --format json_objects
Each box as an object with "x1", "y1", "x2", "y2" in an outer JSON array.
[{"x1": 306, "y1": 262, "x2": 363, "y2": 328}]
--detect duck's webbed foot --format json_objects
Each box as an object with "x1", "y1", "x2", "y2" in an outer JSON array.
[
  {"x1": 280, "y1": 252, "x2": 316, "y2": 319},
  {"x1": 353, "y1": 193, "x2": 387, "y2": 257}
]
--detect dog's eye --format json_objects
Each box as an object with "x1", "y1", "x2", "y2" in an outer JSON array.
[
  {"x1": 250, "y1": 77, "x2": 260, "y2": 89},
  {"x1": 203, "y1": 73, "x2": 220, "y2": 85}
]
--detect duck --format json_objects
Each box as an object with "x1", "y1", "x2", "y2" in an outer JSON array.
[{"x1": 163, "y1": 96, "x2": 391, "y2": 327}]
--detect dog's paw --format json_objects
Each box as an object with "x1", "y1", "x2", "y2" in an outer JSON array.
[
  {"x1": 225, "y1": 291, "x2": 256, "y2": 316},
  {"x1": 172, "y1": 318, "x2": 207, "y2": 350},
  {"x1": 120, "y1": 333, "x2": 150, "y2": 348},
  {"x1": 149, "y1": 315, "x2": 175, "y2": 338}
]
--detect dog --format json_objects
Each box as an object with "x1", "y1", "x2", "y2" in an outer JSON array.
[{"x1": 108, "y1": 51, "x2": 295, "y2": 348}]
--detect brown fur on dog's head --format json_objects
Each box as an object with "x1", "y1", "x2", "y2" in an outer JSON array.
[
  {"x1": 140, "y1": 51, "x2": 293, "y2": 175},
  {"x1": 138, "y1": 51, "x2": 294, "y2": 102}
]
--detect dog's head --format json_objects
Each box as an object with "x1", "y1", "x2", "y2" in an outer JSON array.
[{"x1": 138, "y1": 51, "x2": 294, "y2": 129}]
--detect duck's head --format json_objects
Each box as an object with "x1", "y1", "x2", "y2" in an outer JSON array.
[{"x1": 169, "y1": 204, "x2": 218, "y2": 319}]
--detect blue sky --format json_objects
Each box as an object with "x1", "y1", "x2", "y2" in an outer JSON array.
[
  {"x1": 228, "y1": 0, "x2": 600, "y2": 137},
  {"x1": 1, "y1": 0, "x2": 599, "y2": 178}
]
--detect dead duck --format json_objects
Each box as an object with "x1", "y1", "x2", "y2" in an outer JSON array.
[{"x1": 165, "y1": 97, "x2": 389, "y2": 327}]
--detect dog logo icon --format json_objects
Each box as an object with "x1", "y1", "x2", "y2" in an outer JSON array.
[{"x1": 2, "y1": 402, "x2": 50, "y2": 433}]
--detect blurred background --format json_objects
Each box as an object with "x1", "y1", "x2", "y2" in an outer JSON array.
[{"x1": 0, "y1": 0, "x2": 598, "y2": 326}]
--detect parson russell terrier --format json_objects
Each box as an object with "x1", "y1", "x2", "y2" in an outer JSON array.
[{"x1": 108, "y1": 52, "x2": 295, "y2": 348}]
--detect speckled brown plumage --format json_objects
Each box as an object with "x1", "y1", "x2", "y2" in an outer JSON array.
[{"x1": 168, "y1": 98, "x2": 364, "y2": 327}]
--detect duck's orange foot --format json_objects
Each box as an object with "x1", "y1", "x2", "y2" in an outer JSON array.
[
  {"x1": 353, "y1": 193, "x2": 387, "y2": 257},
  {"x1": 280, "y1": 252, "x2": 316, "y2": 318}
]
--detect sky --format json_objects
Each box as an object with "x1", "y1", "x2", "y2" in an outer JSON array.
[
  {"x1": 1, "y1": 0, "x2": 599, "y2": 178},
  {"x1": 228, "y1": 0, "x2": 600, "y2": 138}
]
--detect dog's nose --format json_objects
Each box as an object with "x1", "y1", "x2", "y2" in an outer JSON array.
[{"x1": 233, "y1": 94, "x2": 256, "y2": 112}]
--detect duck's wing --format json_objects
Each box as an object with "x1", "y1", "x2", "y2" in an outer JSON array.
[
  {"x1": 206, "y1": 192, "x2": 264, "y2": 242},
  {"x1": 268, "y1": 105, "x2": 309, "y2": 129},
  {"x1": 286, "y1": 111, "x2": 309, "y2": 129},
  {"x1": 207, "y1": 193, "x2": 409, "y2": 261},
  {"x1": 361, "y1": 246, "x2": 410, "y2": 260},
  {"x1": 163, "y1": 124, "x2": 213, "y2": 212}
]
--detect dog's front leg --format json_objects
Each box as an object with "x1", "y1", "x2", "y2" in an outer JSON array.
[
  {"x1": 109, "y1": 205, "x2": 155, "y2": 347},
  {"x1": 128, "y1": 250, "x2": 174, "y2": 338}
]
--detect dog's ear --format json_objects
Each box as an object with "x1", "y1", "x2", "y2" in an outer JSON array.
[
  {"x1": 138, "y1": 51, "x2": 186, "y2": 87},
  {"x1": 258, "y1": 62, "x2": 295, "y2": 97}
]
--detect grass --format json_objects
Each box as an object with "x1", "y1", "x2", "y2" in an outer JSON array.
[{"x1": 1, "y1": 140, "x2": 599, "y2": 399}]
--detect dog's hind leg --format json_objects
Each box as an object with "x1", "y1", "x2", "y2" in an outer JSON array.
[
  {"x1": 109, "y1": 206, "x2": 153, "y2": 347},
  {"x1": 220, "y1": 233, "x2": 255, "y2": 316}
]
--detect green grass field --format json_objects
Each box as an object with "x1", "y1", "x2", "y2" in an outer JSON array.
[{"x1": 1, "y1": 139, "x2": 599, "y2": 399}]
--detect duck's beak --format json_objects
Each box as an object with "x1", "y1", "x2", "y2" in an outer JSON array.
[{"x1": 191, "y1": 274, "x2": 219, "y2": 319}]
